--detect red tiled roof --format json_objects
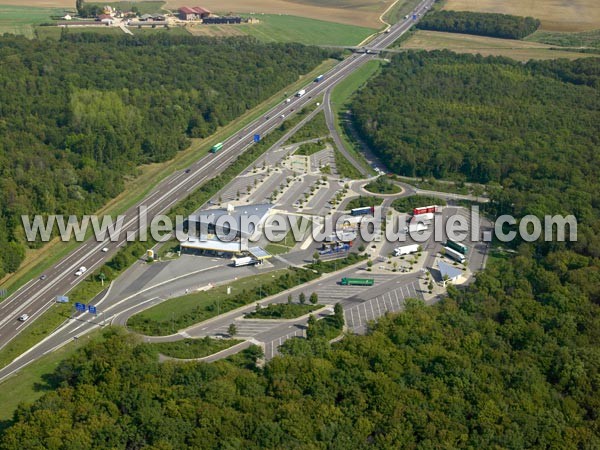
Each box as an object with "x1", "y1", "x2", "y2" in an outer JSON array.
[{"x1": 179, "y1": 6, "x2": 210, "y2": 14}]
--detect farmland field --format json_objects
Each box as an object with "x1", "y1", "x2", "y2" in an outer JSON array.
[
  {"x1": 401, "y1": 30, "x2": 595, "y2": 61},
  {"x1": 443, "y1": 0, "x2": 600, "y2": 32},
  {"x1": 235, "y1": 14, "x2": 376, "y2": 46},
  {"x1": 0, "y1": 4, "x2": 63, "y2": 37},
  {"x1": 165, "y1": 0, "x2": 392, "y2": 28}
]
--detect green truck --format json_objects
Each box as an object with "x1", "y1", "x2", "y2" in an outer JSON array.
[
  {"x1": 210, "y1": 142, "x2": 223, "y2": 153},
  {"x1": 340, "y1": 277, "x2": 374, "y2": 286}
]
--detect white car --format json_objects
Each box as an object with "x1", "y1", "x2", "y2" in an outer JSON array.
[
  {"x1": 18, "y1": 314, "x2": 29, "y2": 322},
  {"x1": 101, "y1": 247, "x2": 109, "y2": 252},
  {"x1": 75, "y1": 266, "x2": 87, "y2": 276}
]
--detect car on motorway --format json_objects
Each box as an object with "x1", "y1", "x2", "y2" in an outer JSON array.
[
  {"x1": 18, "y1": 314, "x2": 29, "y2": 322},
  {"x1": 185, "y1": 168, "x2": 191, "y2": 173},
  {"x1": 285, "y1": 98, "x2": 291, "y2": 103},
  {"x1": 101, "y1": 247, "x2": 109, "y2": 253},
  {"x1": 39, "y1": 274, "x2": 47, "y2": 280},
  {"x1": 280, "y1": 114, "x2": 285, "y2": 119},
  {"x1": 75, "y1": 266, "x2": 87, "y2": 276}
]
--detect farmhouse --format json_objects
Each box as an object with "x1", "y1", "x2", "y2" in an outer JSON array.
[{"x1": 178, "y1": 6, "x2": 210, "y2": 21}]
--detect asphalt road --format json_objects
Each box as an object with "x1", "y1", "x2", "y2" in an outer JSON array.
[{"x1": 0, "y1": 0, "x2": 436, "y2": 379}]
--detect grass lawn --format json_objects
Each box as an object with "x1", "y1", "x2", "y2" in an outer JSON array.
[
  {"x1": 0, "y1": 330, "x2": 103, "y2": 424},
  {"x1": 245, "y1": 303, "x2": 320, "y2": 319},
  {"x1": 364, "y1": 177, "x2": 401, "y2": 195},
  {"x1": 146, "y1": 337, "x2": 241, "y2": 359},
  {"x1": 236, "y1": 14, "x2": 376, "y2": 46},
  {"x1": 399, "y1": 30, "x2": 593, "y2": 61},
  {"x1": 0, "y1": 5, "x2": 63, "y2": 38},
  {"x1": 128, "y1": 269, "x2": 321, "y2": 335}
]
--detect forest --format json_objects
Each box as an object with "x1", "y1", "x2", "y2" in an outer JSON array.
[
  {"x1": 0, "y1": 50, "x2": 599, "y2": 448},
  {"x1": 0, "y1": 33, "x2": 330, "y2": 277},
  {"x1": 1, "y1": 238, "x2": 599, "y2": 449},
  {"x1": 416, "y1": 10, "x2": 541, "y2": 39}
]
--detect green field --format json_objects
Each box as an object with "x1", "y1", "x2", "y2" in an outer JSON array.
[
  {"x1": 236, "y1": 14, "x2": 376, "y2": 46},
  {"x1": 526, "y1": 29, "x2": 600, "y2": 50},
  {"x1": 400, "y1": 30, "x2": 594, "y2": 61},
  {"x1": 87, "y1": 1, "x2": 166, "y2": 15},
  {"x1": 0, "y1": 5, "x2": 63, "y2": 38}
]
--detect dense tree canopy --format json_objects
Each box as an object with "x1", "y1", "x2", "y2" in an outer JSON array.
[
  {"x1": 1, "y1": 239, "x2": 599, "y2": 449},
  {"x1": 0, "y1": 34, "x2": 329, "y2": 276},
  {"x1": 351, "y1": 52, "x2": 600, "y2": 229},
  {"x1": 416, "y1": 10, "x2": 541, "y2": 39}
]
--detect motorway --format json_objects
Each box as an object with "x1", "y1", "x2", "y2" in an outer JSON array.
[{"x1": 0, "y1": 0, "x2": 436, "y2": 379}]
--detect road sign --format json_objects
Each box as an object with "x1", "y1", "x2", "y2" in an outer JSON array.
[
  {"x1": 88, "y1": 305, "x2": 97, "y2": 315},
  {"x1": 253, "y1": 134, "x2": 261, "y2": 143},
  {"x1": 75, "y1": 302, "x2": 86, "y2": 312},
  {"x1": 56, "y1": 295, "x2": 69, "y2": 303}
]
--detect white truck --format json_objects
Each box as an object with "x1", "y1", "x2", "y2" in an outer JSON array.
[
  {"x1": 413, "y1": 212, "x2": 434, "y2": 222},
  {"x1": 233, "y1": 256, "x2": 257, "y2": 267},
  {"x1": 394, "y1": 244, "x2": 420, "y2": 256},
  {"x1": 296, "y1": 89, "x2": 306, "y2": 97},
  {"x1": 404, "y1": 223, "x2": 428, "y2": 233}
]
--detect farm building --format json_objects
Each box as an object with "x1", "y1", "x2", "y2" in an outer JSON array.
[
  {"x1": 202, "y1": 16, "x2": 242, "y2": 24},
  {"x1": 179, "y1": 6, "x2": 210, "y2": 20}
]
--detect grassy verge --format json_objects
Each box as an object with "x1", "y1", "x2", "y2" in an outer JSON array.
[
  {"x1": 391, "y1": 196, "x2": 447, "y2": 213},
  {"x1": 330, "y1": 60, "x2": 383, "y2": 177},
  {"x1": 334, "y1": 149, "x2": 362, "y2": 179},
  {"x1": 245, "y1": 303, "x2": 320, "y2": 319},
  {"x1": 235, "y1": 14, "x2": 376, "y2": 46},
  {"x1": 346, "y1": 196, "x2": 383, "y2": 210},
  {"x1": 0, "y1": 330, "x2": 103, "y2": 425},
  {"x1": 306, "y1": 252, "x2": 367, "y2": 273},
  {"x1": 383, "y1": 0, "x2": 424, "y2": 24},
  {"x1": 392, "y1": 175, "x2": 489, "y2": 197},
  {"x1": 128, "y1": 268, "x2": 320, "y2": 336},
  {"x1": 145, "y1": 338, "x2": 241, "y2": 359},
  {"x1": 0, "y1": 303, "x2": 72, "y2": 370},
  {"x1": 310, "y1": 315, "x2": 343, "y2": 340},
  {"x1": 286, "y1": 110, "x2": 329, "y2": 144}
]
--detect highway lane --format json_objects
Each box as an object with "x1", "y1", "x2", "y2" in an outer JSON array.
[{"x1": 0, "y1": 0, "x2": 435, "y2": 371}]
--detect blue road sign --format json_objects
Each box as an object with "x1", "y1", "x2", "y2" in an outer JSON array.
[
  {"x1": 88, "y1": 305, "x2": 97, "y2": 315},
  {"x1": 75, "y1": 302, "x2": 86, "y2": 312},
  {"x1": 56, "y1": 295, "x2": 69, "y2": 303},
  {"x1": 253, "y1": 134, "x2": 261, "y2": 143}
]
